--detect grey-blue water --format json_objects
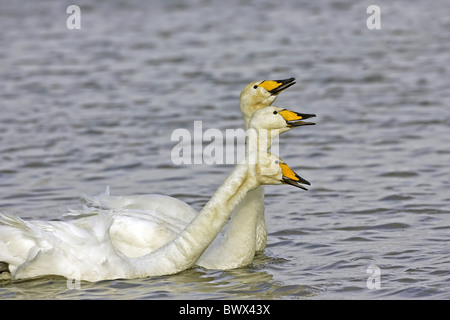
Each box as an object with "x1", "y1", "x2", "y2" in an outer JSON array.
[{"x1": 1, "y1": 0, "x2": 449, "y2": 299}]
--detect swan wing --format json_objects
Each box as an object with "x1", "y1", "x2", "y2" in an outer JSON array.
[
  {"x1": 80, "y1": 188, "x2": 200, "y2": 258},
  {"x1": 68, "y1": 203, "x2": 193, "y2": 258},
  {"x1": 4, "y1": 212, "x2": 128, "y2": 281},
  {"x1": 108, "y1": 211, "x2": 187, "y2": 257},
  {"x1": 82, "y1": 187, "x2": 198, "y2": 223}
]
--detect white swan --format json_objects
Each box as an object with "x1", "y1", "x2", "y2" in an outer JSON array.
[
  {"x1": 196, "y1": 106, "x2": 314, "y2": 269},
  {"x1": 0, "y1": 151, "x2": 308, "y2": 282},
  {"x1": 81, "y1": 106, "x2": 315, "y2": 268}
]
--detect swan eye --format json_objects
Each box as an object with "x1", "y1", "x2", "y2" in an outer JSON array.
[
  {"x1": 274, "y1": 160, "x2": 279, "y2": 164},
  {"x1": 273, "y1": 111, "x2": 278, "y2": 115},
  {"x1": 253, "y1": 85, "x2": 258, "y2": 89}
]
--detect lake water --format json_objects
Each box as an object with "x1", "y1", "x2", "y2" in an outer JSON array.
[{"x1": 1, "y1": 0, "x2": 450, "y2": 299}]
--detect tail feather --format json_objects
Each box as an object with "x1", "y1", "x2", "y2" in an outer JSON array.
[
  {"x1": 0, "y1": 212, "x2": 40, "y2": 271},
  {"x1": 81, "y1": 186, "x2": 112, "y2": 209},
  {"x1": 0, "y1": 212, "x2": 32, "y2": 231}
]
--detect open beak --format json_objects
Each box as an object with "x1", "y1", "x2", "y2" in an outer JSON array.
[
  {"x1": 258, "y1": 78, "x2": 296, "y2": 95},
  {"x1": 278, "y1": 109, "x2": 316, "y2": 127},
  {"x1": 279, "y1": 162, "x2": 311, "y2": 191}
]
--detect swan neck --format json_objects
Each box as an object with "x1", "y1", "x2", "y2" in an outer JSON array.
[{"x1": 129, "y1": 162, "x2": 258, "y2": 277}]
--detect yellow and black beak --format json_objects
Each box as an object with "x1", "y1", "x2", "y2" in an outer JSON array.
[
  {"x1": 257, "y1": 78, "x2": 296, "y2": 95},
  {"x1": 278, "y1": 109, "x2": 316, "y2": 127},
  {"x1": 279, "y1": 162, "x2": 311, "y2": 191}
]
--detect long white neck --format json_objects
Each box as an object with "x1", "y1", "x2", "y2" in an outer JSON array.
[
  {"x1": 125, "y1": 162, "x2": 259, "y2": 278},
  {"x1": 196, "y1": 128, "x2": 279, "y2": 269},
  {"x1": 242, "y1": 110, "x2": 280, "y2": 252},
  {"x1": 240, "y1": 99, "x2": 276, "y2": 131}
]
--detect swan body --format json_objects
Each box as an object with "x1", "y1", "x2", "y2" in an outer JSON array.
[
  {"x1": 0, "y1": 152, "x2": 307, "y2": 281},
  {"x1": 197, "y1": 106, "x2": 314, "y2": 268}
]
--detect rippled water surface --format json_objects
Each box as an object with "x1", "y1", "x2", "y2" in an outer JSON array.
[{"x1": 1, "y1": 0, "x2": 450, "y2": 299}]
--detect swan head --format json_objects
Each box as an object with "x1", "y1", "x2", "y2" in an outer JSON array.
[
  {"x1": 256, "y1": 153, "x2": 311, "y2": 191},
  {"x1": 249, "y1": 106, "x2": 316, "y2": 136},
  {"x1": 239, "y1": 78, "x2": 296, "y2": 127}
]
